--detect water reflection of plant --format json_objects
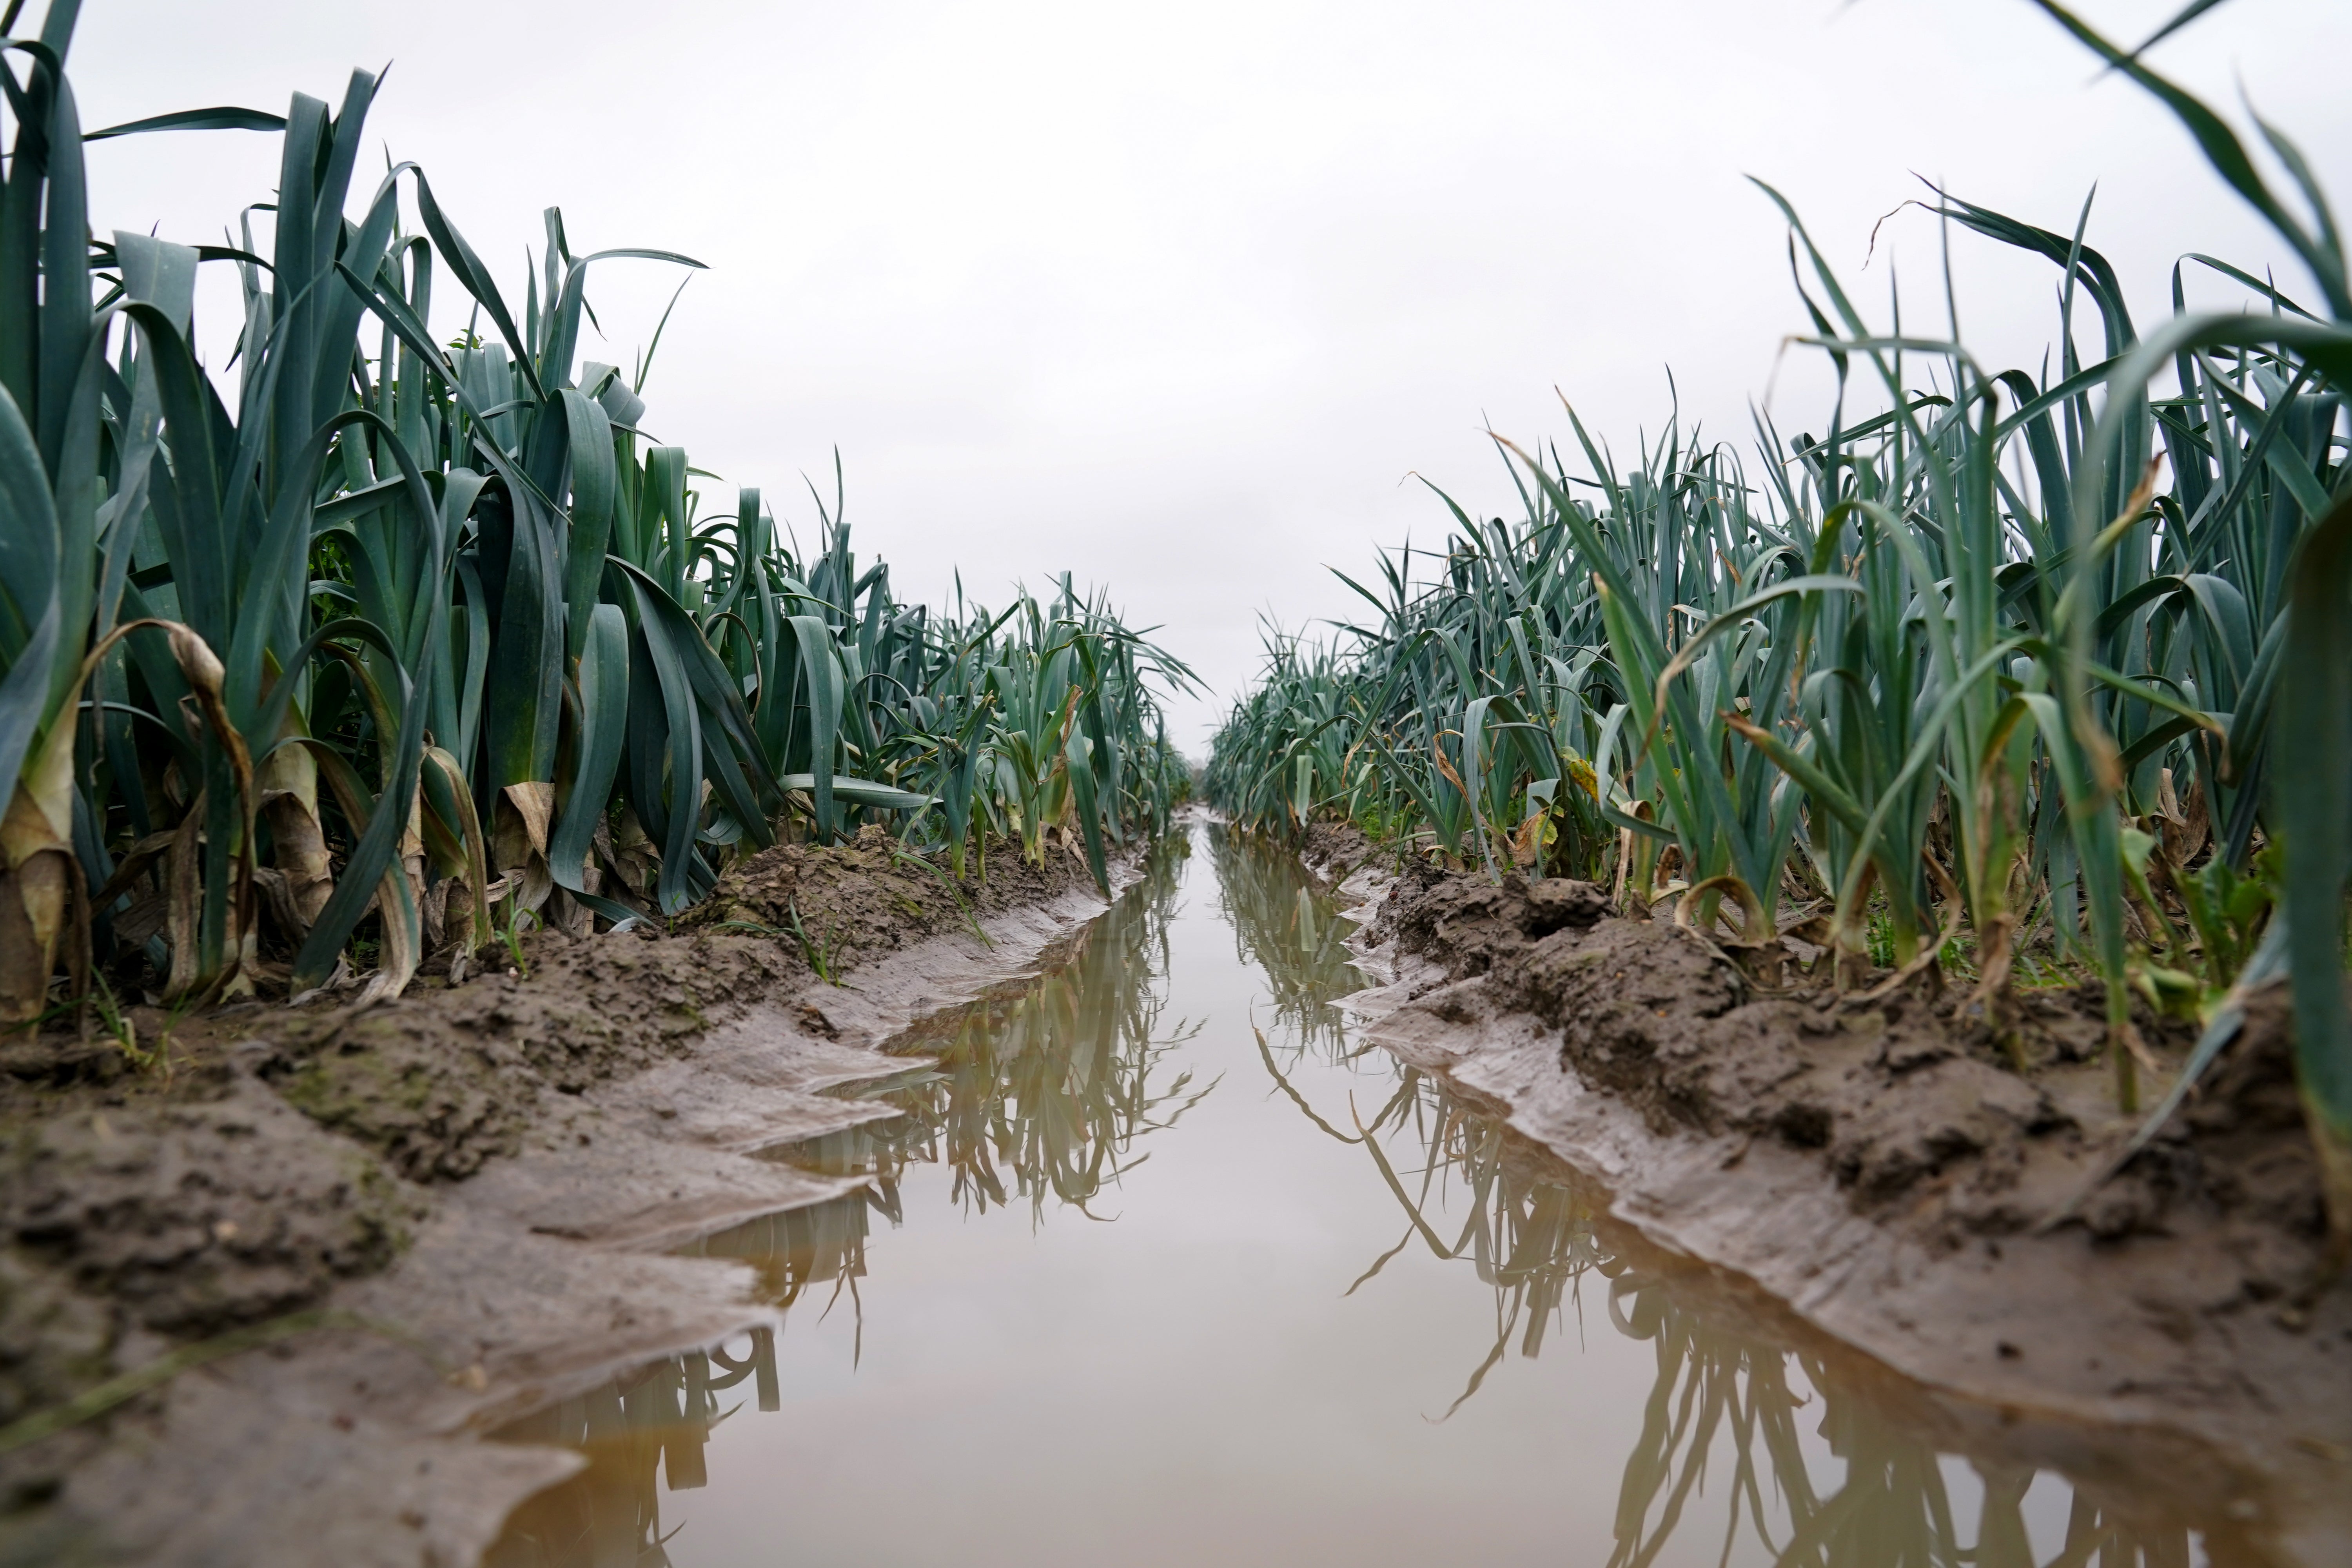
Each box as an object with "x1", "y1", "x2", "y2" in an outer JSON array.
[
  {"x1": 685, "y1": 1190, "x2": 875, "y2": 1327},
  {"x1": 491, "y1": 840, "x2": 1218, "y2": 1564},
  {"x1": 1335, "y1": 1071, "x2": 1607, "y2": 1415},
  {"x1": 1335, "y1": 1074, "x2": 2206, "y2": 1568},
  {"x1": 490, "y1": 841, "x2": 1218, "y2": 1564},
  {"x1": 775, "y1": 835, "x2": 1212, "y2": 1220},
  {"x1": 486, "y1": 1329, "x2": 780, "y2": 1568},
  {"x1": 1205, "y1": 824, "x2": 1366, "y2": 1057},
  {"x1": 1211, "y1": 840, "x2": 2204, "y2": 1566},
  {"x1": 1215, "y1": 825, "x2": 1617, "y2": 1411},
  {"x1": 1604, "y1": 1268, "x2": 2203, "y2": 1568}
]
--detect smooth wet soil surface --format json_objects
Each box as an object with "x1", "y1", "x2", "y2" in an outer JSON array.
[{"x1": 483, "y1": 828, "x2": 2229, "y2": 1568}]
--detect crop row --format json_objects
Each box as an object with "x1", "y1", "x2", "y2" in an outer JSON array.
[
  {"x1": 1204, "y1": 4, "x2": 2351, "y2": 1263},
  {"x1": 0, "y1": 5, "x2": 1192, "y2": 1028}
]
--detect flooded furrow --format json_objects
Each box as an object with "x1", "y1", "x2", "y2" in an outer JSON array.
[{"x1": 481, "y1": 827, "x2": 2221, "y2": 1567}]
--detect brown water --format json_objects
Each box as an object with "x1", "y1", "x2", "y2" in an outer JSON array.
[{"x1": 485, "y1": 826, "x2": 2210, "y2": 1567}]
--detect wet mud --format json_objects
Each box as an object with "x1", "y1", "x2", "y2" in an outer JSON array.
[
  {"x1": 0, "y1": 828, "x2": 1128, "y2": 1568},
  {"x1": 1308, "y1": 830, "x2": 2350, "y2": 1567}
]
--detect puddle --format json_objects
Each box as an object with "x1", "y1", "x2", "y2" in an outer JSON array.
[{"x1": 484, "y1": 827, "x2": 2221, "y2": 1567}]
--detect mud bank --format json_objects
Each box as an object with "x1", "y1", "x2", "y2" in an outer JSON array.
[
  {"x1": 1294, "y1": 825, "x2": 2351, "y2": 1568},
  {"x1": 0, "y1": 828, "x2": 1137, "y2": 1568}
]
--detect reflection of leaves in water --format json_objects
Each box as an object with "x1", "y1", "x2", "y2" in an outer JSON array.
[
  {"x1": 1604, "y1": 1271, "x2": 2203, "y2": 1568},
  {"x1": 499, "y1": 830, "x2": 2208, "y2": 1568},
  {"x1": 492, "y1": 846, "x2": 1214, "y2": 1567},
  {"x1": 1212, "y1": 835, "x2": 2205, "y2": 1568},
  {"x1": 1329, "y1": 1080, "x2": 2205, "y2": 1568},
  {"x1": 1604, "y1": 1272, "x2": 1817, "y2": 1568},
  {"x1": 684, "y1": 1192, "x2": 875, "y2": 1361},
  {"x1": 1215, "y1": 826, "x2": 1614, "y2": 1415},
  {"x1": 680, "y1": 835, "x2": 1211, "y2": 1341},
  {"x1": 486, "y1": 1330, "x2": 780, "y2": 1568},
  {"x1": 1346, "y1": 1075, "x2": 1604, "y2": 1417},
  {"x1": 1206, "y1": 824, "x2": 1367, "y2": 1058},
  {"x1": 784, "y1": 834, "x2": 1214, "y2": 1221}
]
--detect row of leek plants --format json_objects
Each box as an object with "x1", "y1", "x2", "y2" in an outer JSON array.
[
  {"x1": 1205, "y1": 1, "x2": 2349, "y2": 1267},
  {"x1": 0, "y1": 3, "x2": 1191, "y2": 1029}
]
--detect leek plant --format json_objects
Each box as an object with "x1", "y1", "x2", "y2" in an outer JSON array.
[
  {"x1": 1208, "y1": 0, "x2": 2349, "y2": 1254},
  {"x1": 0, "y1": 2, "x2": 1192, "y2": 1025}
]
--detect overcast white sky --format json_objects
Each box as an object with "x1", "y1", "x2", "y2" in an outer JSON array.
[{"x1": 67, "y1": 0, "x2": 2352, "y2": 752}]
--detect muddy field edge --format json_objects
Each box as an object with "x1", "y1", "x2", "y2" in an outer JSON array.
[
  {"x1": 1285, "y1": 821, "x2": 2352, "y2": 1568},
  {"x1": 0, "y1": 828, "x2": 1151, "y2": 1568}
]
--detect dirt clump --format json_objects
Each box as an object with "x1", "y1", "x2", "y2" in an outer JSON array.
[
  {"x1": 1380, "y1": 868, "x2": 1607, "y2": 980},
  {"x1": 1, "y1": 1085, "x2": 415, "y2": 1342},
  {"x1": 1297, "y1": 820, "x2": 1381, "y2": 885},
  {"x1": 0, "y1": 1044, "x2": 423, "y2": 1448},
  {"x1": 254, "y1": 929, "x2": 797, "y2": 1182},
  {"x1": 689, "y1": 825, "x2": 1092, "y2": 957}
]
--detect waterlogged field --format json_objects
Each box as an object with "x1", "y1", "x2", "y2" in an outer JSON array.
[
  {"x1": 485, "y1": 829, "x2": 2216, "y2": 1568},
  {"x1": 0, "y1": 2, "x2": 2343, "y2": 1561}
]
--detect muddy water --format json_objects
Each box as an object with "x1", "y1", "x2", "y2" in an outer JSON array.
[{"x1": 484, "y1": 828, "x2": 2208, "y2": 1568}]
